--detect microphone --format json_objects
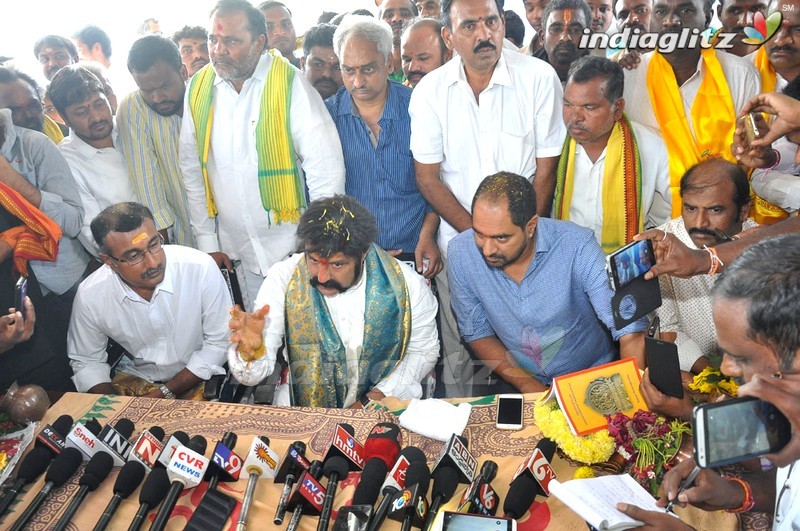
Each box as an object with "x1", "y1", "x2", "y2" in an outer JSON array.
[
  {"x1": 65, "y1": 417, "x2": 103, "y2": 460},
  {"x1": 150, "y1": 435, "x2": 209, "y2": 531},
  {"x1": 421, "y1": 466, "x2": 459, "y2": 531},
  {"x1": 96, "y1": 418, "x2": 135, "y2": 466},
  {"x1": 353, "y1": 422, "x2": 402, "y2": 506},
  {"x1": 92, "y1": 459, "x2": 148, "y2": 531},
  {"x1": 274, "y1": 441, "x2": 310, "y2": 525},
  {"x1": 0, "y1": 447, "x2": 54, "y2": 517},
  {"x1": 317, "y1": 456, "x2": 350, "y2": 531},
  {"x1": 432, "y1": 434, "x2": 476, "y2": 484},
  {"x1": 128, "y1": 426, "x2": 166, "y2": 470},
  {"x1": 503, "y1": 474, "x2": 540, "y2": 519},
  {"x1": 367, "y1": 446, "x2": 427, "y2": 531},
  {"x1": 387, "y1": 461, "x2": 431, "y2": 531},
  {"x1": 9, "y1": 447, "x2": 83, "y2": 531},
  {"x1": 206, "y1": 431, "x2": 242, "y2": 490},
  {"x1": 458, "y1": 460, "x2": 499, "y2": 516},
  {"x1": 127, "y1": 467, "x2": 171, "y2": 531},
  {"x1": 235, "y1": 436, "x2": 279, "y2": 531},
  {"x1": 52, "y1": 451, "x2": 115, "y2": 531},
  {"x1": 286, "y1": 460, "x2": 325, "y2": 531},
  {"x1": 511, "y1": 437, "x2": 557, "y2": 498},
  {"x1": 157, "y1": 430, "x2": 190, "y2": 468},
  {"x1": 34, "y1": 414, "x2": 73, "y2": 456},
  {"x1": 322, "y1": 423, "x2": 365, "y2": 472}
]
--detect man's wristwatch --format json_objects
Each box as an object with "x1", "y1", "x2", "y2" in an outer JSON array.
[{"x1": 158, "y1": 384, "x2": 176, "y2": 399}]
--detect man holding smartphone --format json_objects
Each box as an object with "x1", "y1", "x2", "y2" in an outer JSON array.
[{"x1": 618, "y1": 234, "x2": 800, "y2": 529}]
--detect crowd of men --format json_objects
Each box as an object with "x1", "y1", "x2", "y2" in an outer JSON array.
[{"x1": 1, "y1": 0, "x2": 800, "y2": 525}]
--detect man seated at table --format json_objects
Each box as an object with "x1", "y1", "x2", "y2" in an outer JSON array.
[
  {"x1": 447, "y1": 172, "x2": 647, "y2": 394},
  {"x1": 228, "y1": 195, "x2": 439, "y2": 408},
  {"x1": 68, "y1": 202, "x2": 231, "y2": 399}
]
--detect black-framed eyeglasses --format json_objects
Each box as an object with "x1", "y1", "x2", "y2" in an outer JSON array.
[{"x1": 108, "y1": 233, "x2": 164, "y2": 265}]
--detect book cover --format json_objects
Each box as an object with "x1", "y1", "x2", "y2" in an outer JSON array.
[{"x1": 546, "y1": 358, "x2": 648, "y2": 436}]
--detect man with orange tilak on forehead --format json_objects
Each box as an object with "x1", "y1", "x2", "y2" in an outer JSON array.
[
  {"x1": 68, "y1": 202, "x2": 231, "y2": 399},
  {"x1": 228, "y1": 195, "x2": 439, "y2": 408}
]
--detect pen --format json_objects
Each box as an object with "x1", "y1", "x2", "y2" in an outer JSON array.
[{"x1": 665, "y1": 465, "x2": 701, "y2": 513}]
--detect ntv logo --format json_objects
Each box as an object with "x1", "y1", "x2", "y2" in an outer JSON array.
[{"x1": 579, "y1": 11, "x2": 784, "y2": 53}]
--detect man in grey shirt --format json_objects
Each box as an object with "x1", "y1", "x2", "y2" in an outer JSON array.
[{"x1": 0, "y1": 108, "x2": 90, "y2": 300}]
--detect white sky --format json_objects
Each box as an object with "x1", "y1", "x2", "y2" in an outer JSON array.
[{"x1": 4, "y1": 0, "x2": 530, "y2": 88}]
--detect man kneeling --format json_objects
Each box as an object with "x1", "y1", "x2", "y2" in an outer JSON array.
[
  {"x1": 68, "y1": 202, "x2": 231, "y2": 399},
  {"x1": 229, "y1": 195, "x2": 439, "y2": 408}
]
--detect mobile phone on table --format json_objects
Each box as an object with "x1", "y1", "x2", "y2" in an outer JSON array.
[
  {"x1": 14, "y1": 277, "x2": 27, "y2": 321},
  {"x1": 606, "y1": 239, "x2": 656, "y2": 291},
  {"x1": 693, "y1": 396, "x2": 791, "y2": 468},
  {"x1": 496, "y1": 394, "x2": 524, "y2": 430},
  {"x1": 442, "y1": 512, "x2": 517, "y2": 531}
]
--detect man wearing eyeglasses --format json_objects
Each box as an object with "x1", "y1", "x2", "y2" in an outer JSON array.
[{"x1": 67, "y1": 202, "x2": 231, "y2": 399}]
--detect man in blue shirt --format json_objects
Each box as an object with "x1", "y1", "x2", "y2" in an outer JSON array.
[
  {"x1": 448, "y1": 172, "x2": 647, "y2": 393},
  {"x1": 326, "y1": 15, "x2": 441, "y2": 280}
]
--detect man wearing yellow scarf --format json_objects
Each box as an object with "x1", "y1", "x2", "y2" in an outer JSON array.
[
  {"x1": 179, "y1": 0, "x2": 344, "y2": 308},
  {"x1": 745, "y1": 1, "x2": 799, "y2": 93},
  {"x1": 555, "y1": 56, "x2": 671, "y2": 253},
  {"x1": 621, "y1": 0, "x2": 760, "y2": 216}
]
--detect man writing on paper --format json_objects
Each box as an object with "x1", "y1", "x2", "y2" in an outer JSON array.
[{"x1": 228, "y1": 195, "x2": 439, "y2": 408}]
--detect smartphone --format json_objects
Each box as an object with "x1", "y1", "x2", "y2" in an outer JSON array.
[
  {"x1": 496, "y1": 394, "x2": 524, "y2": 430},
  {"x1": 606, "y1": 239, "x2": 656, "y2": 291},
  {"x1": 14, "y1": 277, "x2": 27, "y2": 321},
  {"x1": 219, "y1": 266, "x2": 244, "y2": 308},
  {"x1": 645, "y1": 337, "x2": 683, "y2": 398},
  {"x1": 693, "y1": 397, "x2": 792, "y2": 468},
  {"x1": 442, "y1": 512, "x2": 517, "y2": 531},
  {"x1": 744, "y1": 112, "x2": 762, "y2": 144}
]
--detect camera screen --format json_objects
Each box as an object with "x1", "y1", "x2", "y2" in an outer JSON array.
[
  {"x1": 443, "y1": 513, "x2": 514, "y2": 531},
  {"x1": 611, "y1": 240, "x2": 654, "y2": 288},
  {"x1": 704, "y1": 399, "x2": 791, "y2": 466}
]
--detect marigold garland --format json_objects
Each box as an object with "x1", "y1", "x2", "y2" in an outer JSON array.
[
  {"x1": 533, "y1": 399, "x2": 615, "y2": 464},
  {"x1": 689, "y1": 366, "x2": 739, "y2": 396}
]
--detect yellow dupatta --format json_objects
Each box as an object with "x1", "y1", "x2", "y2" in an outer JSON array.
[
  {"x1": 753, "y1": 46, "x2": 777, "y2": 94},
  {"x1": 554, "y1": 114, "x2": 642, "y2": 253},
  {"x1": 646, "y1": 48, "x2": 738, "y2": 216}
]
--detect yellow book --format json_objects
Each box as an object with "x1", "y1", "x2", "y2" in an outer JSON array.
[{"x1": 543, "y1": 358, "x2": 648, "y2": 436}]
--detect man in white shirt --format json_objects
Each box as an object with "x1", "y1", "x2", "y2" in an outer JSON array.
[
  {"x1": 621, "y1": 0, "x2": 760, "y2": 215},
  {"x1": 68, "y1": 202, "x2": 230, "y2": 399},
  {"x1": 228, "y1": 195, "x2": 439, "y2": 408},
  {"x1": 409, "y1": 0, "x2": 565, "y2": 396},
  {"x1": 180, "y1": 0, "x2": 345, "y2": 309},
  {"x1": 555, "y1": 55, "x2": 670, "y2": 251},
  {"x1": 655, "y1": 159, "x2": 756, "y2": 374},
  {"x1": 48, "y1": 65, "x2": 137, "y2": 257}
]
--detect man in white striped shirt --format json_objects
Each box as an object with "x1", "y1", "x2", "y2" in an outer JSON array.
[{"x1": 118, "y1": 35, "x2": 196, "y2": 249}]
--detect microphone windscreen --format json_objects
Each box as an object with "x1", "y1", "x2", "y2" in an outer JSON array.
[
  {"x1": 503, "y1": 474, "x2": 538, "y2": 517},
  {"x1": 140, "y1": 467, "x2": 171, "y2": 506},
  {"x1": 431, "y1": 467, "x2": 459, "y2": 501},
  {"x1": 352, "y1": 459, "x2": 387, "y2": 506},
  {"x1": 538, "y1": 437, "x2": 556, "y2": 461},
  {"x1": 479, "y1": 461, "x2": 498, "y2": 482},
  {"x1": 51, "y1": 414, "x2": 74, "y2": 436},
  {"x1": 148, "y1": 426, "x2": 166, "y2": 442},
  {"x1": 115, "y1": 461, "x2": 147, "y2": 497},
  {"x1": 114, "y1": 418, "x2": 135, "y2": 439},
  {"x1": 172, "y1": 431, "x2": 190, "y2": 446},
  {"x1": 323, "y1": 456, "x2": 350, "y2": 480},
  {"x1": 187, "y1": 435, "x2": 208, "y2": 455},
  {"x1": 364, "y1": 423, "x2": 401, "y2": 469},
  {"x1": 17, "y1": 447, "x2": 54, "y2": 481},
  {"x1": 399, "y1": 446, "x2": 427, "y2": 464},
  {"x1": 45, "y1": 447, "x2": 83, "y2": 486},
  {"x1": 81, "y1": 451, "x2": 114, "y2": 489},
  {"x1": 405, "y1": 461, "x2": 431, "y2": 493},
  {"x1": 85, "y1": 418, "x2": 103, "y2": 436},
  {"x1": 222, "y1": 431, "x2": 238, "y2": 448}
]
